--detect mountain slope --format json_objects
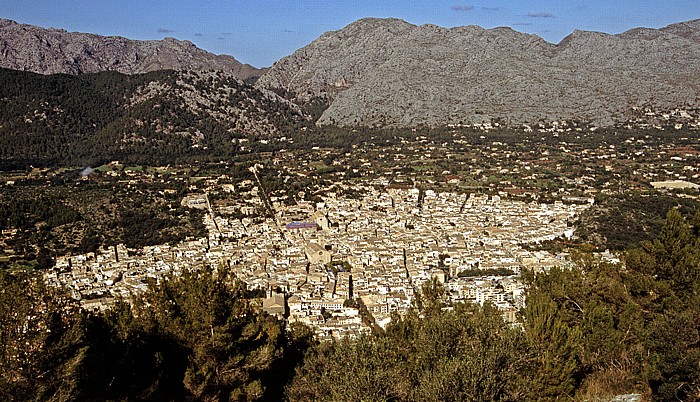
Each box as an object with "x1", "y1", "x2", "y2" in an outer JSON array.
[
  {"x1": 256, "y1": 18, "x2": 700, "y2": 127},
  {"x1": 0, "y1": 19, "x2": 264, "y2": 79},
  {"x1": 0, "y1": 68, "x2": 308, "y2": 167}
]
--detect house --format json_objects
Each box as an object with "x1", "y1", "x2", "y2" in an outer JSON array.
[
  {"x1": 312, "y1": 211, "x2": 331, "y2": 231},
  {"x1": 262, "y1": 292, "x2": 286, "y2": 318},
  {"x1": 650, "y1": 180, "x2": 699, "y2": 190},
  {"x1": 305, "y1": 242, "x2": 331, "y2": 265}
]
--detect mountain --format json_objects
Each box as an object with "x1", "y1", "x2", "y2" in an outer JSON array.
[
  {"x1": 3, "y1": 17, "x2": 700, "y2": 130},
  {"x1": 0, "y1": 68, "x2": 308, "y2": 167},
  {"x1": 0, "y1": 19, "x2": 264, "y2": 79},
  {"x1": 256, "y1": 18, "x2": 700, "y2": 127}
]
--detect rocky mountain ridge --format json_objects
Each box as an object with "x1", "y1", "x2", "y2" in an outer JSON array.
[
  {"x1": 256, "y1": 18, "x2": 700, "y2": 128},
  {"x1": 0, "y1": 19, "x2": 264, "y2": 79},
  {"x1": 3, "y1": 17, "x2": 700, "y2": 128}
]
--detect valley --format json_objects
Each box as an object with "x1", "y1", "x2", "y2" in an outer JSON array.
[{"x1": 1, "y1": 14, "x2": 700, "y2": 401}]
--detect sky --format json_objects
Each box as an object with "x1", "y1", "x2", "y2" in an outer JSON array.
[{"x1": 1, "y1": 1, "x2": 699, "y2": 68}]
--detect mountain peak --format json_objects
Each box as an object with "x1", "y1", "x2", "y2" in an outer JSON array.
[
  {"x1": 337, "y1": 17, "x2": 415, "y2": 36},
  {"x1": 350, "y1": 17, "x2": 412, "y2": 27},
  {"x1": 0, "y1": 19, "x2": 264, "y2": 78},
  {"x1": 664, "y1": 18, "x2": 700, "y2": 30}
]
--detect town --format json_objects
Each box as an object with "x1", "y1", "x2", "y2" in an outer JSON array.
[
  {"x1": 2, "y1": 125, "x2": 698, "y2": 339},
  {"x1": 46, "y1": 182, "x2": 593, "y2": 339}
]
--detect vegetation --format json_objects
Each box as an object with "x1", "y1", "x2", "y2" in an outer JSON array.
[
  {"x1": 287, "y1": 207, "x2": 700, "y2": 401},
  {"x1": 288, "y1": 301, "x2": 527, "y2": 401},
  {"x1": 2, "y1": 37, "x2": 699, "y2": 401},
  {"x1": 575, "y1": 192, "x2": 699, "y2": 250},
  {"x1": 0, "y1": 265, "x2": 310, "y2": 401},
  {"x1": 0, "y1": 178, "x2": 206, "y2": 268},
  {"x1": 456, "y1": 267, "x2": 516, "y2": 278},
  {"x1": 0, "y1": 68, "x2": 307, "y2": 168}
]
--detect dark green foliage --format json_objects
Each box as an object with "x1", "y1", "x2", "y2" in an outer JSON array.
[
  {"x1": 456, "y1": 267, "x2": 516, "y2": 277},
  {"x1": 0, "y1": 265, "x2": 305, "y2": 401},
  {"x1": 117, "y1": 207, "x2": 182, "y2": 248},
  {"x1": 288, "y1": 207, "x2": 700, "y2": 401},
  {"x1": 0, "y1": 191, "x2": 81, "y2": 230},
  {"x1": 520, "y1": 262, "x2": 646, "y2": 399},
  {"x1": 138, "y1": 265, "x2": 289, "y2": 400},
  {"x1": 520, "y1": 208, "x2": 700, "y2": 400},
  {"x1": 0, "y1": 68, "x2": 310, "y2": 167},
  {"x1": 575, "y1": 192, "x2": 699, "y2": 250},
  {"x1": 0, "y1": 189, "x2": 81, "y2": 269},
  {"x1": 0, "y1": 68, "x2": 175, "y2": 167},
  {"x1": 624, "y1": 208, "x2": 700, "y2": 400},
  {"x1": 286, "y1": 302, "x2": 526, "y2": 402},
  {"x1": 0, "y1": 269, "x2": 81, "y2": 401},
  {"x1": 0, "y1": 181, "x2": 207, "y2": 267},
  {"x1": 27, "y1": 305, "x2": 189, "y2": 402}
]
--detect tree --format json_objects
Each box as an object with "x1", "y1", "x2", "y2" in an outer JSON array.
[
  {"x1": 522, "y1": 278, "x2": 584, "y2": 399},
  {"x1": 137, "y1": 265, "x2": 288, "y2": 401},
  {"x1": 0, "y1": 269, "x2": 81, "y2": 401},
  {"x1": 624, "y1": 208, "x2": 700, "y2": 400},
  {"x1": 286, "y1": 288, "x2": 526, "y2": 402},
  {"x1": 1, "y1": 264, "x2": 304, "y2": 401}
]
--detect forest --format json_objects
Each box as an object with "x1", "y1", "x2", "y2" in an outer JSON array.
[
  {"x1": 1, "y1": 207, "x2": 699, "y2": 401},
  {"x1": 0, "y1": 68, "x2": 309, "y2": 168},
  {"x1": 0, "y1": 68, "x2": 410, "y2": 169},
  {"x1": 0, "y1": 179, "x2": 207, "y2": 269}
]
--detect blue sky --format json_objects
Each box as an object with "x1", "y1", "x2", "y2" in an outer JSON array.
[{"x1": 2, "y1": 1, "x2": 699, "y2": 67}]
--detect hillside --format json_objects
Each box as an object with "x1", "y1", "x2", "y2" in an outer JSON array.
[
  {"x1": 0, "y1": 19, "x2": 264, "y2": 79},
  {"x1": 0, "y1": 68, "x2": 308, "y2": 167},
  {"x1": 257, "y1": 18, "x2": 700, "y2": 128}
]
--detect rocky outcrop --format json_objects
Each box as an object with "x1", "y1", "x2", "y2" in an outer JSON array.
[
  {"x1": 0, "y1": 19, "x2": 264, "y2": 79},
  {"x1": 257, "y1": 18, "x2": 700, "y2": 127}
]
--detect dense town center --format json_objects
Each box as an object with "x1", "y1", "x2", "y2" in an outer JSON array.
[{"x1": 46, "y1": 177, "x2": 595, "y2": 339}]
